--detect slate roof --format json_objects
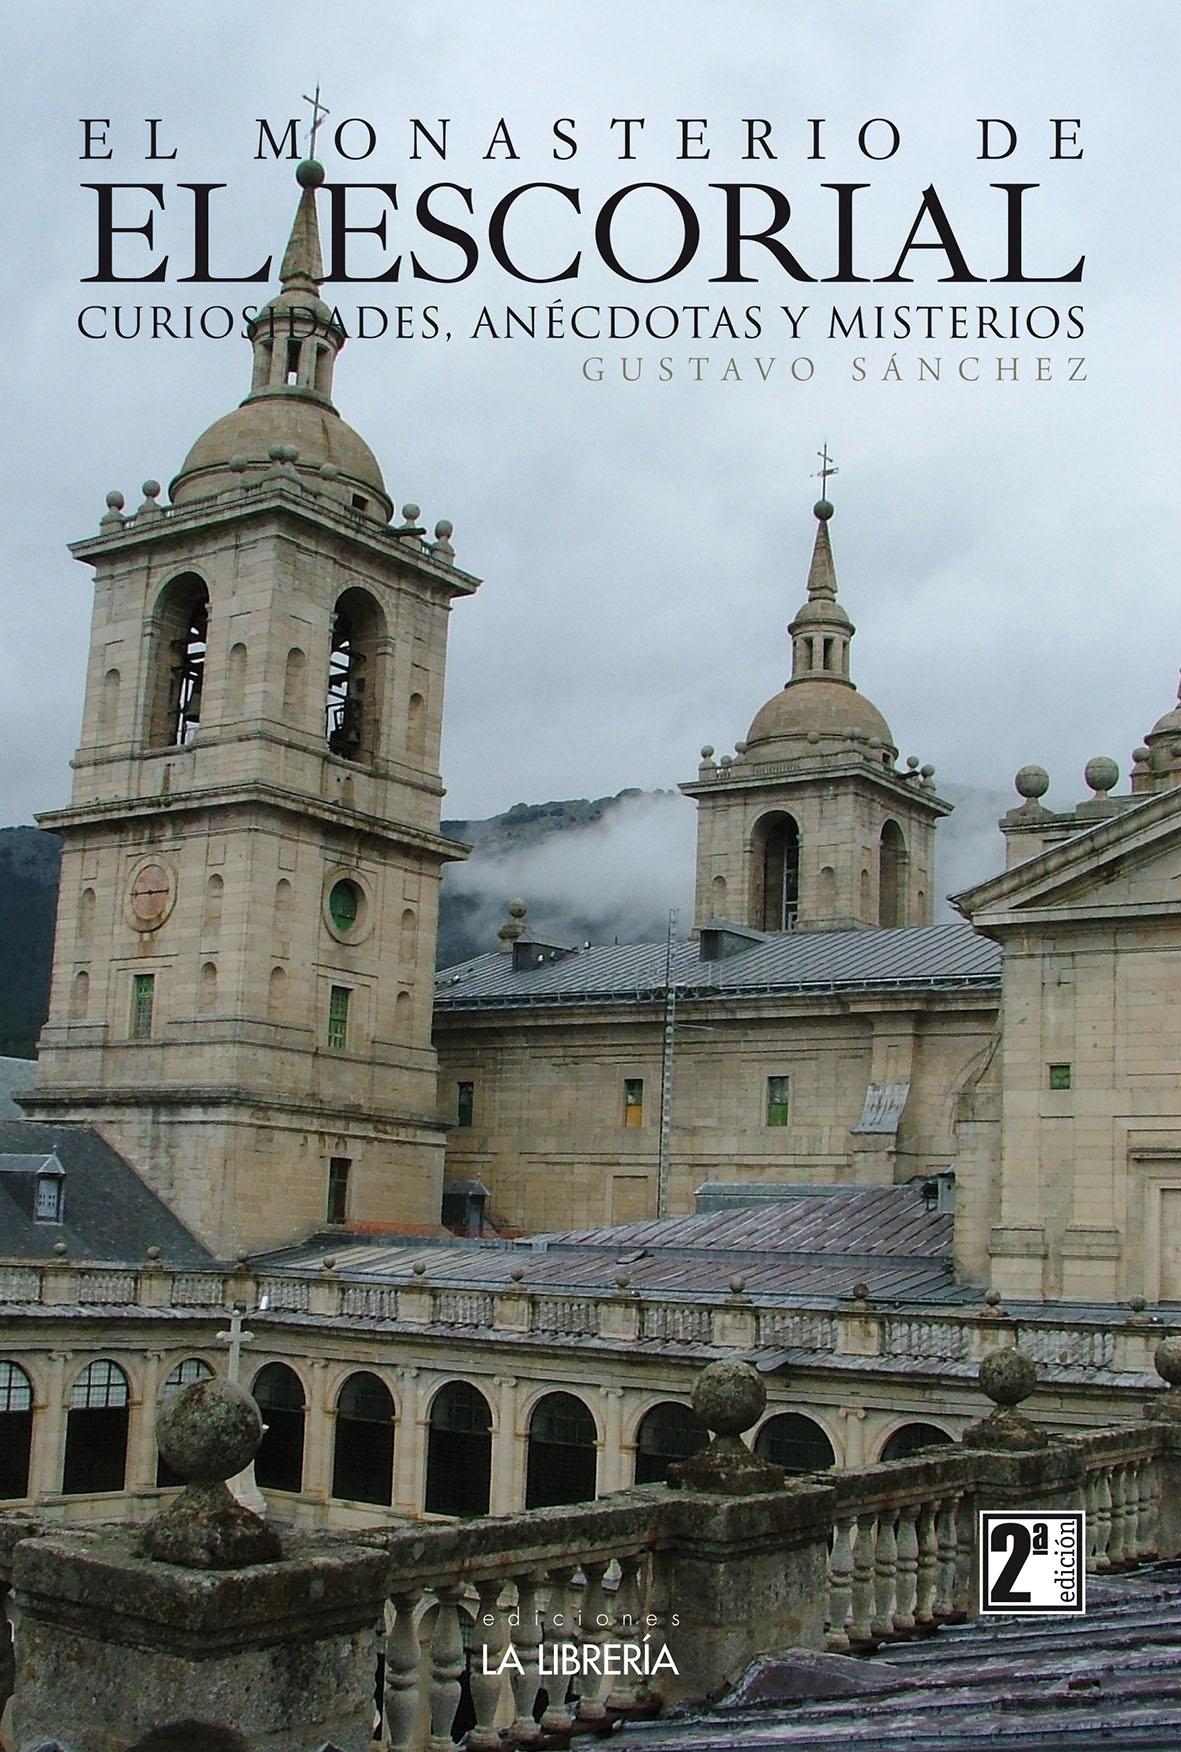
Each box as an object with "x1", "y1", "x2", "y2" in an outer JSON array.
[
  {"x1": 0, "y1": 1056, "x2": 34, "y2": 1119},
  {"x1": 252, "y1": 1184, "x2": 962, "y2": 1304},
  {"x1": 0, "y1": 1119, "x2": 212, "y2": 1265},
  {"x1": 434, "y1": 923, "x2": 1001, "y2": 1010},
  {"x1": 615, "y1": 1561, "x2": 1181, "y2": 1750}
]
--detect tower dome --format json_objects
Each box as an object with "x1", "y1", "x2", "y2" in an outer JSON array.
[
  {"x1": 744, "y1": 499, "x2": 897, "y2": 760},
  {"x1": 169, "y1": 160, "x2": 393, "y2": 520}
]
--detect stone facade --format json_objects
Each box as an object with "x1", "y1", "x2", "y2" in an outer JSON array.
[{"x1": 436, "y1": 987, "x2": 998, "y2": 1232}]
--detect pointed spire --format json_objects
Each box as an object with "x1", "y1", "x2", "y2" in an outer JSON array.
[
  {"x1": 805, "y1": 501, "x2": 838, "y2": 601},
  {"x1": 279, "y1": 159, "x2": 326, "y2": 292}
]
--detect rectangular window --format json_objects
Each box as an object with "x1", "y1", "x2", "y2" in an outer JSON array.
[
  {"x1": 326, "y1": 1157, "x2": 351, "y2": 1225},
  {"x1": 1048, "y1": 1063, "x2": 1072, "y2": 1091},
  {"x1": 130, "y1": 973, "x2": 155, "y2": 1040},
  {"x1": 624, "y1": 1078, "x2": 644, "y2": 1128},
  {"x1": 327, "y1": 984, "x2": 351, "y2": 1050},
  {"x1": 767, "y1": 1075, "x2": 791, "y2": 1126},
  {"x1": 456, "y1": 1081, "x2": 474, "y2": 1127},
  {"x1": 35, "y1": 1175, "x2": 64, "y2": 1223}
]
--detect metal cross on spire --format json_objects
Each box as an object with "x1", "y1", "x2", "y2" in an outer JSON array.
[
  {"x1": 302, "y1": 83, "x2": 329, "y2": 158},
  {"x1": 813, "y1": 443, "x2": 838, "y2": 498}
]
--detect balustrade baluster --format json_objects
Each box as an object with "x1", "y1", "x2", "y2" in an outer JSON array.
[
  {"x1": 915, "y1": 1502, "x2": 938, "y2": 1626},
  {"x1": 951, "y1": 1494, "x2": 976, "y2": 1619},
  {"x1": 467, "y1": 1577, "x2": 510, "y2": 1751},
  {"x1": 1138, "y1": 1458, "x2": 1159, "y2": 1559},
  {"x1": 825, "y1": 1515, "x2": 855, "y2": 1651},
  {"x1": 606, "y1": 1552, "x2": 648, "y2": 1713},
  {"x1": 871, "y1": 1511, "x2": 899, "y2": 1638},
  {"x1": 1109, "y1": 1466, "x2": 1129, "y2": 1565},
  {"x1": 427, "y1": 1588, "x2": 466, "y2": 1751},
  {"x1": 1093, "y1": 1470, "x2": 1114, "y2": 1570},
  {"x1": 932, "y1": 1496, "x2": 958, "y2": 1619},
  {"x1": 576, "y1": 1560, "x2": 614, "y2": 1724},
  {"x1": 539, "y1": 1565, "x2": 578, "y2": 1736},
  {"x1": 509, "y1": 1572, "x2": 546, "y2": 1745},
  {"x1": 384, "y1": 1589, "x2": 424, "y2": 1752},
  {"x1": 894, "y1": 1504, "x2": 919, "y2": 1633},
  {"x1": 848, "y1": 1512, "x2": 877, "y2": 1645}
]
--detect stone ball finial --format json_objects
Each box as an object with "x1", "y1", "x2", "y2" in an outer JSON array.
[
  {"x1": 435, "y1": 518, "x2": 454, "y2": 540},
  {"x1": 700, "y1": 745, "x2": 715, "y2": 760},
  {"x1": 813, "y1": 498, "x2": 834, "y2": 521},
  {"x1": 979, "y1": 1346, "x2": 1037, "y2": 1408},
  {"x1": 719, "y1": 753, "x2": 733, "y2": 767},
  {"x1": 144, "y1": 1378, "x2": 281, "y2": 1569},
  {"x1": 920, "y1": 763, "x2": 935, "y2": 779},
  {"x1": 734, "y1": 740, "x2": 748, "y2": 755},
  {"x1": 509, "y1": 1266, "x2": 525, "y2": 1283},
  {"x1": 1133, "y1": 745, "x2": 1151, "y2": 764},
  {"x1": 508, "y1": 898, "x2": 528, "y2": 920},
  {"x1": 156, "y1": 1377, "x2": 262, "y2": 1485},
  {"x1": 1015, "y1": 764, "x2": 1050, "y2": 800},
  {"x1": 907, "y1": 755, "x2": 920, "y2": 770},
  {"x1": 806, "y1": 729, "x2": 821, "y2": 745},
  {"x1": 691, "y1": 1357, "x2": 766, "y2": 1437},
  {"x1": 142, "y1": 479, "x2": 161, "y2": 499},
  {"x1": 614, "y1": 1271, "x2": 631, "y2": 1291},
  {"x1": 319, "y1": 462, "x2": 339, "y2": 479},
  {"x1": 229, "y1": 455, "x2": 248, "y2": 473},
  {"x1": 851, "y1": 1280, "x2": 870, "y2": 1300},
  {"x1": 1084, "y1": 755, "x2": 1119, "y2": 795},
  {"x1": 401, "y1": 502, "x2": 421, "y2": 522},
  {"x1": 105, "y1": 490, "x2": 125, "y2": 510},
  {"x1": 412, "y1": 1260, "x2": 427, "y2": 1277},
  {"x1": 145, "y1": 1245, "x2": 161, "y2": 1262},
  {"x1": 1154, "y1": 1336, "x2": 1181, "y2": 1388},
  {"x1": 729, "y1": 1275, "x2": 747, "y2": 1296},
  {"x1": 52, "y1": 1240, "x2": 68, "y2": 1257},
  {"x1": 296, "y1": 157, "x2": 325, "y2": 189}
]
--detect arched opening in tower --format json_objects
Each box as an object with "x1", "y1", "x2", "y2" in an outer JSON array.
[
  {"x1": 148, "y1": 573, "x2": 209, "y2": 747},
  {"x1": 753, "y1": 812, "x2": 801, "y2": 931},
  {"x1": 325, "y1": 587, "x2": 384, "y2": 763},
  {"x1": 879, "y1": 819, "x2": 909, "y2": 928}
]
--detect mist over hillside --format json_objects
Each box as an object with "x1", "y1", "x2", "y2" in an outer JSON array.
[{"x1": 0, "y1": 784, "x2": 1009, "y2": 1056}]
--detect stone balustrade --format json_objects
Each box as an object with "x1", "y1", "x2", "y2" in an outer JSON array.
[
  {"x1": 4, "y1": 1379, "x2": 1181, "y2": 1750},
  {"x1": 0, "y1": 1259, "x2": 1170, "y2": 1383}
]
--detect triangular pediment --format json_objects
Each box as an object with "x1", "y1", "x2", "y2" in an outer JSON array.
[{"x1": 953, "y1": 785, "x2": 1181, "y2": 929}]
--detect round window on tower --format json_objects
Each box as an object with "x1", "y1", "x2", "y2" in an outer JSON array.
[{"x1": 324, "y1": 875, "x2": 369, "y2": 942}]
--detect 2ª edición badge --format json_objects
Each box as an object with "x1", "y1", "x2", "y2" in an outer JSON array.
[{"x1": 979, "y1": 1512, "x2": 1085, "y2": 1614}]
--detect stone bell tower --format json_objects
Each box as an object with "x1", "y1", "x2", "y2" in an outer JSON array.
[
  {"x1": 26, "y1": 161, "x2": 478, "y2": 1255},
  {"x1": 683, "y1": 494, "x2": 950, "y2": 934}
]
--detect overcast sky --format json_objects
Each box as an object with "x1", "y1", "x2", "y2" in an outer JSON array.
[{"x1": 4, "y1": 0, "x2": 1178, "y2": 865}]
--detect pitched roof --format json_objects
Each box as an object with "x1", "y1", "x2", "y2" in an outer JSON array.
[
  {"x1": 435, "y1": 923, "x2": 1000, "y2": 1011},
  {"x1": 0, "y1": 1119, "x2": 212, "y2": 1265},
  {"x1": 252, "y1": 1184, "x2": 961, "y2": 1304}
]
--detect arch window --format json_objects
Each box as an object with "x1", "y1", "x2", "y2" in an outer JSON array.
[
  {"x1": 633, "y1": 1400, "x2": 708, "y2": 1486},
  {"x1": 525, "y1": 1391, "x2": 597, "y2": 1510},
  {"x1": 70, "y1": 969, "x2": 90, "y2": 1021},
  {"x1": 78, "y1": 886, "x2": 96, "y2": 943},
  {"x1": 149, "y1": 574, "x2": 209, "y2": 747},
  {"x1": 332, "y1": 1371, "x2": 395, "y2": 1506},
  {"x1": 879, "y1": 1422, "x2": 953, "y2": 1463},
  {"x1": 879, "y1": 820, "x2": 908, "y2": 929},
  {"x1": 99, "y1": 667, "x2": 121, "y2": 739},
  {"x1": 224, "y1": 641, "x2": 248, "y2": 720},
  {"x1": 326, "y1": 588, "x2": 384, "y2": 763},
  {"x1": 63, "y1": 1359, "x2": 130, "y2": 1494},
  {"x1": 0, "y1": 1360, "x2": 34, "y2": 1499},
  {"x1": 425, "y1": 1380, "x2": 492, "y2": 1517},
  {"x1": 199, "y1": 961, "x2": 218, "y2": 1013},
  {"x1": 203, "y1": 873, "x2": 224, "y2": 936},
  {"x1": 252, "y1": 1362, "x2": 305, "y2": 1493},
  {"x1": 267, "y1": 965, "x2": 287, "y2": 1020},
  {"x1": 156, "y1": 1358, "x2": 214, "y2": 1486},
  {"x1": 282, "y1": 646, "x2": 307, "y2": 724},
  {"x1": 753, "y1": 813, "x2": 801, "y2": 931},
  {"x1": 754, "y1": 1413, "x2": 835, "y2": 1475}
]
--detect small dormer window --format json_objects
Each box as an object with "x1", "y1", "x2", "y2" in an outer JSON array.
[{"x1": 35, "y1": 1173, "x2": 64, "y2": 1224}]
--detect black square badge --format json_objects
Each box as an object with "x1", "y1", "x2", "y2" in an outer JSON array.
[{"x1": 979, "y1": 1511, "x2": 1086, "y2": 1614}]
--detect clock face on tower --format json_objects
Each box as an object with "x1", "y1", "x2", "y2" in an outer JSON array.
[{"x1": 130, "y1": 863, "x2": 172, "y2": 926}]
